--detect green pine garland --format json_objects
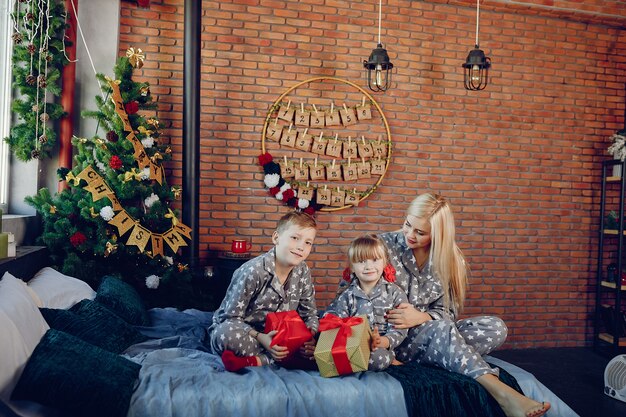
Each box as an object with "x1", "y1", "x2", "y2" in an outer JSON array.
[
  {"x1": 4, "y1": 0, "x2": 68, "y2": 161},
  {"x1": 26, "y1": 55, "x2": 206, "y2": 309}
]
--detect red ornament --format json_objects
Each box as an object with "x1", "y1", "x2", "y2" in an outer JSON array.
[
  {"x1": 282, "y1": 189, "x2": 295, "y2": 202},
  {"x1": 106, "y1": 130, "x2": 119, "y2": 142},
  {"x1": 269, "y1": 186, "x2": 280, "y2": 196},
  {"x1": 125, "y1": 101, "x2": 139, "y2": 115},
  {"x1": 342, "y1": 267, "x2": 352, "y2": 282},
  {"x1": 109, "y1": 155, "x2": 123, "y2": 170},
  {"x1": 137, "y1": 0, "x2": 150, "y2": 8},
  {"x1": 69, "y1": 231, "x2": 87, "y2": 248},
  {"x1": 258, "y1": 152, "x2": 273, "y2": 166},
  {"x1": 383, "y1": 264, "x2": 396, "y2": 283}
]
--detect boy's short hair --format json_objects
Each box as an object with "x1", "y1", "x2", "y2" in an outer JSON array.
[{"x1": 276, "y1": 211, "x2": 317, "y2": 234}]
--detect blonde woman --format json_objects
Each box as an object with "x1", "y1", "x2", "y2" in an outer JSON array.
[{"x1": 381, "y1": 193, "x2": 550, "y2": 417}]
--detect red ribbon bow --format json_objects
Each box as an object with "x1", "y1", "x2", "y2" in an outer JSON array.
[
  {"x1": 319, "y1": 314, "x2": 363, "y2": 375},
  {"x1": 265, "y1": 311, "x2": 311, "y2": 357}
]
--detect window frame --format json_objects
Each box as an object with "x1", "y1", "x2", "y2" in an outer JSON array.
[{"x1": 0, "y1": 1, "x2": 14, "y2": 213}]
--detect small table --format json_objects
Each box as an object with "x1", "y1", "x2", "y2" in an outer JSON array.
[{"x1": 210, "y1": 251, "x2": 252, "y2": 304}]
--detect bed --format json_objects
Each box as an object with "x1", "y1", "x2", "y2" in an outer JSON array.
[{"x1": 0, "y1": 267, "x2": 579, "y2": 417}]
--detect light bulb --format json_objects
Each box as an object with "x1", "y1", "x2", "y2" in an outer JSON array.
[
  {"x1": 471, "y1": 64, "x2": 481, "y2": 84},
  {"x1": 375, "y1": 64, "x2": 383, "y2": 88}
]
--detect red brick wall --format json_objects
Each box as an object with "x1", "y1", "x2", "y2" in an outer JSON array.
[{"x1": 118, "y1": 0, "x2": 626, "y2": 348}]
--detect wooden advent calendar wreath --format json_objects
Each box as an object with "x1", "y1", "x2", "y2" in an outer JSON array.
[{"x1": 259, "y1": 77, "x2": 392, "y2": 214}]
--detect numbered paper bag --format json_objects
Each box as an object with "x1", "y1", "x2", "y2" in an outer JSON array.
[
  {"x1": 357, "y1": 137, "x2": 374, "y2": 158},
  {"x1": 310, "y1": 105, "x2": 325, "y2": 128},
  {"x1": 317, "y1": 187, "x2": 331, "y2": 205},
  {"x1": 326, "y1": 137, "x2": 343, "y2": 158},
  {"x1": 343, "y1": 139, "x2": 358, "y2": 160},
  {"x1": 371, "y1": 159, "x2": 385, "y2": 176},
  {"x1": 298, "y1": 186, "x2": 314, "y2": 201},
  {"x1": 295, "y1": 129, "x2": 312, "y2": 152},
  {"x1": 355, "y1": 99, "x2": 372, "y2": 121},
  {"x1": 278, "y1": 101, "x2": 295, "y2": 122},
  {"x1": 280, "y1": 160, "x2": 295, "y2": 179},
  {"x1": 345, "y1": 190, "x2": 360, "y2": 207},
  {"x1": 309, "y1": 163, "x2": 326, "y2": 181},
  {"x1": 326, "y1": 162, "x2": 342, "y2": 181},
  {"x1": 357, "y1": 160, "x2": 371, "y2": 179},
  {"x1": 295, "y1": 104, "x2": 310, "y2": 127},
  {"x1": 311, "y1": 133, "x2": 327, "y2": 156},
  {"x1": 266, "y1": 119, "x2": 283, "y2": 141},
  {"x1": 343, "y1": 161, "x2": 359, "y2": 181},
  {"x1": 281, "y1": 127, "x2": 298, "y2": 148},
  {"x1": 325, "y1": 103, "x2": 340, "y2": 127},
  {"x1": 330, "y1": 188, "x2": 346, "y2": 207},
  {"x1": 339, "y1": 104, "x2": 357, "y2": 126},
  {"x1": 294, "y1": 163, "x2": 309, "y2": 181}
]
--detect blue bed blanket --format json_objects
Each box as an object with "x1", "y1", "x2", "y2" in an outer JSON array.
[{"x1": 123, "y1": 308, "x2": 577, "y2": 417}]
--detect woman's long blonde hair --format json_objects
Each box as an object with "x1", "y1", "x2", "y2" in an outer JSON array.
[{"x1": 407, "y1": 193, "x2": 468, "y2": 313}]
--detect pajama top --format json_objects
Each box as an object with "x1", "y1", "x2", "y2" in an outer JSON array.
[
  {"x1": 210, "y1": 247, "x2": 319, "y2": 335},
  {"x1": 379, "y1": 231, "x2": 454, "y2": 320},
  {"x1": 325, "y1": 277, "x2": 408, "y2": 350}
]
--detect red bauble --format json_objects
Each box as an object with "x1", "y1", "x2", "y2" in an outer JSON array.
[
  {"x1": 137, "y1": 0, "x2": 150, "y2": 8},
  {"x1": 125, "y1": 101, "x2": 139, "y2": 115},
  {"x1": 109, "y1": 155, "x2": 123, "y2": 170},
  {"x1": 69, "y1": 231, "x2": 87, "y2": 248}
]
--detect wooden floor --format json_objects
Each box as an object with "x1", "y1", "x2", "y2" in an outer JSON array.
[{"x1": 490, "y1": 347, "x2": 626, "y2": 417}]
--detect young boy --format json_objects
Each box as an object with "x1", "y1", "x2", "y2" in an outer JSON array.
[
  {"x1": 324, "y1": 234, "x2": 408, "y2": 370},
  {"x1": 209, "y1": 211, "x2": 319, "y2": 372}
]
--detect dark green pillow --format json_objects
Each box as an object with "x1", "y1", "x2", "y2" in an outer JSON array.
[
  {"x1": 11, "y1": 329, "x2": 141, "y2": 417},
  {"x1": 41, "y1": 300, "x2": 147, "y2": 354},
  {"x1": 95, "y1": 276, "x2": 150, "y2": 326}
]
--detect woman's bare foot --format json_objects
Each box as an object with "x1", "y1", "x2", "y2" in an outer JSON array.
[
  {"x1": 477, "y1": 374, "x2": 550, "y2": 417},
  {"x1": 391, "y1": 359, "x2": 404, "y2": 366}
]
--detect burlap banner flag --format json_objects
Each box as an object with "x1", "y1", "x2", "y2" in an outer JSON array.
[
  {"x1": 108, "y1": 79, "x2": 163, "y2": 184},
  {"x1": 74, "y1": 165, "x2": 191, "y2": 256}
]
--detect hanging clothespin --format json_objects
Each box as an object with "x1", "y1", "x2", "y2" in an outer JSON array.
[
  {"x1": 288, "y1": 123, "x2": 293, "y2": 133},
  {"x1": 362, "y1": 96, "x2": 366, "y2": 107},
  {"x1": 348, "y1": 157, "x2": 351, "y2": 167},
  {"x1": 319, "y1": 131, "x2": 324, "y2": 141},
  {"x1": 343, "y1": 103, "x2": 348, "y2": 112},
  {"x1": 332, "y1": 159, "x2": 336, "y2": 169},
  {"x1": 301, "y1": 103, "x2": 304, "y2": 113},
  {"x1": 312, "y1": 104, "x2": 318, "y2": 115},
  {"x1": 300, "y1": 157, "x2": 303, "y2": 168},
  {"x1": 334, "y1": 133, "x2": 338, "y2": 143},
  {"x1": 361, "y1": 135, "x2": 366, "y2": 144},
  {"x1": 314, "y1": 157, "x2": 318, "y2": 167},
  {"x1": 302, "y1": 128, "x2": 308, "y2": 137},
  {"x1": 330, "y1": 102, "x2": 334, "y2": 113}
]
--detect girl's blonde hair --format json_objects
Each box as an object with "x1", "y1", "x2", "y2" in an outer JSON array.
[
  {"x1": 348, "y1": 234, "x2": 390, "y2": 266},
  {"x1": 407, "y1": 193, "x2": 468, "y2": 313}
]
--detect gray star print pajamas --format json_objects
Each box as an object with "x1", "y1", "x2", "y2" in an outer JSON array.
[
  {"x1": 380, "y1": 231, "x2": 508, "y2": 379},
  {"x1": 209, "y1": 247, "x2": 319, "y2": 365},
  {"x1": 325, "y1": 277, "x2": 408, "y2": 370}
]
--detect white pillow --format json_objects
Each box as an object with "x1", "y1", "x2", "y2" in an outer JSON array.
[
  {"x1": 0, "y1": 272, "x2": 50, "y2": 401},
  {"x1": 27, "y1": 267, "x2": 96, "y2": 309}
]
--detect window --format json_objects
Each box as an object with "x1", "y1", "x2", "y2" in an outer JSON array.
[{"x1": 0, "y1": 2, "x2": 13, "y2": 212}]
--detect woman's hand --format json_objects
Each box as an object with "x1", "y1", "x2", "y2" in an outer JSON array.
[
  {"x1": 257, "y1": 330, "x2": 289, "y2": 361},
  {"x1": 386, "y1": 303, "x2": 431, "y2": 329}
]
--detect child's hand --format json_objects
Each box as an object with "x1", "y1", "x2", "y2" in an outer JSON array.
[
  {"x1": 298, "y1": 330, "x2": 317, "y2": 360},
  {"x1": 257, "y1": 330, "x2": 289, "y2": 361},
  {"x1": 370, "y1": 326, "x2": 382, "y2": 349},
  {"x1": 370, "y1": 327, "x2": 390, "y2": 350}
]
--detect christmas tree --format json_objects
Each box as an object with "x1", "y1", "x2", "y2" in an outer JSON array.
[{"x1": 26, "y1": 50, "x2": 204, "y2": 309}]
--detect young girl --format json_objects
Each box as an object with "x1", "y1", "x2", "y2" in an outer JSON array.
[
  {"x1": 324, "y1": 234, "x2": 407, "y2": 371},
  {"x1": 381, "y1": 193, "x2": 550, "y2": 417}
]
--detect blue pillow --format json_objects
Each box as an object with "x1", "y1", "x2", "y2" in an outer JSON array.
[
  {"x1": 95, "y1": 276, "x2": 150, "y2": 326},
  {"x1": 11, "y1": 329, "x2": 141, "y2": 417},
  {"x1": 41, "y1": 300, "x2": 147, "y2": 354}
]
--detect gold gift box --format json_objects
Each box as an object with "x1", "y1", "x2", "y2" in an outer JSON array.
[{"x1": 314, "y1": 315, "x2": 371, "y2": 378}]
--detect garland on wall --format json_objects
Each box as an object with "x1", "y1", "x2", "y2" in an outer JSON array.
[{"x1": 5, "y1": 0, "x2": 68, "y2": 161}]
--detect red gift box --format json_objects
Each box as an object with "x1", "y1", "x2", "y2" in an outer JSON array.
[{"x1": 264, "y1": 310, "x2": 312, "y2": 360}]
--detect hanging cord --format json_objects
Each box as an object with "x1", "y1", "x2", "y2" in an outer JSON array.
[
  {"x1": 475, "y1": 0, "x2": 480, "y2": 47},
  {"x1": 66, "y1": 0, "x2": 106, "y2": 100},
  {"x1": 377, "y1": 0, "x2": 382, "y2": 45}
]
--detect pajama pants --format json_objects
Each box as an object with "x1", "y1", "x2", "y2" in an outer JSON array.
[
  {"x1": 210, "y1": 321, "x2": 273, "y2": 365},
  {"x1": 369, "y1": 347, "x2": 395, "y2": 371},
  {"x1": 394, "y1": 315, "x2": 507, "y2": 379}
]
